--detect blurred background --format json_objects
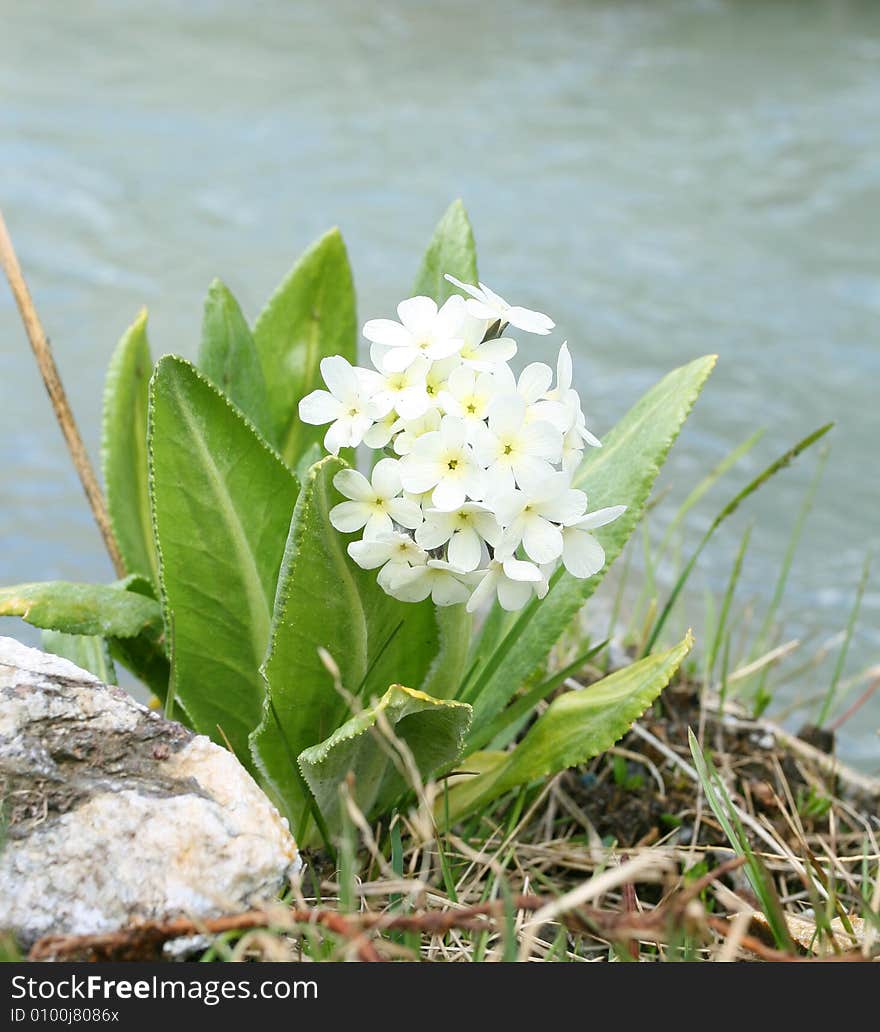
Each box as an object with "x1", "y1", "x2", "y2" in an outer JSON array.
[{"x1": 1, "y1": 0, "x2": 877, "y2": 766}]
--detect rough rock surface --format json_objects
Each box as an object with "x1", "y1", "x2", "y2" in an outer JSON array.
[{"x1": 0, "y1": 636, "x2": 299, "y2": 947}]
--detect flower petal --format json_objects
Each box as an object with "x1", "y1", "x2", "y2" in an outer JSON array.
[
  {"x1": 574, "y1": 505, "x2": 627, "y2": 531},
  {"x1": 522, "y1": 517, "x2": 563, "y2": 564},
  {"x1": 501, "y1": 557, "x2": 542, "y2": 582},
  {"x1": 397, "y1": 295, "x2": 438, "y2": 335},
  {"x1": 382, "y1": 345, "x2": 419, "y2": 373},
  {"x1": 474, "y1": 337, "x2": 517, "y2": 365},
  {"x1": 395, "y1": 386, "x2": 431, "y2": 420},
  {"x1": 364, "y1": 511, "x2": 394, "y2": 540},
  {"x1": 431, "y1": 573, "x2": 470, "y2": 607},
  {"x1": 520, "y1": 420, "x2": 563, "y2": 462},
  {"x1": 562, "y1": 528, "x2": 606, "y2": 579},
  {"x1": 333, "y1": 468, "x2": 374, "y2": 502},
  {"x1": 466, "y1": 569, "x2": 497, "y2": 614},
  {"x1": 388, "y1": 497, "x2": 424, "y2": 530},
  {"x1": 505, "y1": 306, "x2": 554, "y2": 335},
  {"x1": 399, "y1": 455, "x2": 442, "y2": 494},
  {"x1": 329, "y1": 500, "x2": 369, "y2": 533},
  {"x1": 431, "y1": 477, "x2": 467, "y2": 512},
  {"x1": 363, "y1": 319, "x2": 412, "y2": 350},
  {"x1": 348, "y1": 538, "x2": 394, "y2": 569},
  {"x1": 496, "y1": 576, "x2": 534, "y2": 611},
  {"x1": 319, "y1": 354, "x2": 358, "y2": 398},
  {"x1": 324, "y1": 419, "x2": 350, "y2": 456},
  {"x1": 488, "y1": 393, "x2": 526, "y2": 437},
  {"x1": 556, "y1": 342, "x2": 572, "y2": 392},
  {"x1": 298, "y1": 389, "x2": 341, "y2": 426},
  {"x1": 444, "y1": 274, "x2": 483, "y2": 302},
  {"x1": 448, "y1": 527, "x2": 483, "y2": 573},
  {"x1": 538, "y1": 488, "x2": 588, "y2": 526},
  {"x1": 387, "y1": 566, "x2": 433, "y2": 603},
  {"x1": 518, "y1": 362, "x2": 553, "y2": 403},
  {"x1": 371, "y1": 457, "x2": 402, "y2": 499}
]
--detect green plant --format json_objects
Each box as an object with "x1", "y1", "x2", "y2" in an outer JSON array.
[{"x1": 1, "y1": 201, "x2": 713, "y2": 845}]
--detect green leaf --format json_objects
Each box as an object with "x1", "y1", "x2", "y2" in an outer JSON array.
[
  {"x1": 101, "y1": 309, "x2": 158, "y2": 584},
  {"x1": 688, "y1": 729, "x2": 795, "y2": 951},
  {"x1": 198, "y1": 279, "x2": 273, "y2": 441},
  {"x1": 149, "y1": 355, "x2": 299, "y2": 762},
  {"x1": 250, "y1": 455, "x2": 452, "y2": 834},
  {"x1": 42, "y1": 630, "x2": 117, "y2": 684},
  {"x1": 299, "y1": 683, "x2": 472, "y2": 836},
  {"x1": 418, "y1": 604, "x2": 471, "y2": 701},
  {"x1": 442, "y1": 634, "x2": 692, "y2": 827},
  {"x1": 249, "y1": 455, "x2": 369, "y2": 828},
  {"x1": 465, "y1": 354, "x2": 717, "y2": 742},
  {"x1": 0, "y1": 581, "x2": 163, "y2": 639},
  {"x1": 413, "y1": 199, "x2": 478, "y2": 304},
  {"x1": 108, "y1": 575, "x2": 172, "y2": 706},
  {"x1": 253, "y1": 228, "x2": 356, "y2": 466}
]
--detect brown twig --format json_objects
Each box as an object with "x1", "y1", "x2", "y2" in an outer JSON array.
[
  {"x1": 29, "y1": 859, "x2": 874, "y2": 964},
  {"x1": 29, "y1": 908, "x2": 383, "y2": 963},
  {"x1": 620, "y1": 852, "x2": 640, "y2": 960},
  {"x1": 830, "y1": 676, "x2": 880, "y2": 733},
  {"x1": 0, "y1": 209, "x2": 125, "y2": 578},
  {"x1": 704, "y1": 916, "x2": 871, "y2": 963}
]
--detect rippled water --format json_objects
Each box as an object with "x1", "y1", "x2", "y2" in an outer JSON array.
[{"x1": 1, "y1": 1, "x2": 877, "y2": 766}]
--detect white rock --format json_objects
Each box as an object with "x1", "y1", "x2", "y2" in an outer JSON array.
[{"x1": 0, "y1": 636, "x2": 300, "y2": 948}]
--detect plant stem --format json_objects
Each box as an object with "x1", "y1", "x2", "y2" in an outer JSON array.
[{"x1": 0, "y1": 210, "x2": 125, "y2": 578}]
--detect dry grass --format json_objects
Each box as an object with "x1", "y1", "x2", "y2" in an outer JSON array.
[{"x1": 30, "y1": 670, "x2": 879, "y2": 964}]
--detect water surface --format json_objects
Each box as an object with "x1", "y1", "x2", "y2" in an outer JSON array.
[{"x1": 1, "y1": 0, "x2": 877, "y2": 766}]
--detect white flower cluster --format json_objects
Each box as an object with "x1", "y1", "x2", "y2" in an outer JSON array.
[{"x1": 299, "y1": 275, "x2": 625, "y2": 612}]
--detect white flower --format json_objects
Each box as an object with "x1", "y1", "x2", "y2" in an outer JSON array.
[
  {"x1": 445, "y1": 275, "x2": 554, "y2": 335},
  {"x1": 391, "y1": 409, "x2": 442, "y2": 456},
  {"x1": 415, "y1": 503, "x2": 501, "y2": 573},
  {"x1": 494, "y1": 360, "x2": 553, "y2": 405},
  {"x1": 437, "y1": 366, "x2": 499, "y2": 438},
  {"x1": 472, "y1": 394, "x2": 562, "y2": 494},
  {"x1": 561, "y1": 425, "x2": 585, "y2": 474},
  {"x1": 399, "y1": 416, "x2": 483, "y2": 512},
  {"x1": 494, "y1": 359, "x2": 573, "y2": 435},
  {"x1": 298, "y1": 355, "x2": 382, "y2": 454},
  {"x1": 423, "y1": 356, "x2": 458, "y2": 407},
  {"x1": 347, "y1": 531, "x2": 428, "y2": 593},
  {"x1": 363, "y1": 410, "x2": 398, "y2": 449},
  {"x1": 384, "y1": 559, "x2": 471, "y2": 606},
  {"x1": 371, "y1": 354, "x2": 432, "y2": 420},
  {"x1": 466, "y1": 557, "x2": 543, "y2": 613},
  {"x1": 495, "y1": 471, "x2": 588, "y2": 564},
  {"x1": 545, "y1": 344, "x2": 601, "y2": 448},
  {"x1": 561, "y1": 505, "x2": 626, "y2": 578},
  {"x1": 545, "y1": 342, "x2": 574, "y2": 402},
  {"x1": 457, "y1": 310, "x2": 517, "y2": 370},
  {"x1": 568, "y1": 393, "x2": 602, "y2": 449},
  {"x1": 363, "y1": 295, "x2": 464, "y2": 372},
  {"x1": 329, "y1": 459, "x2": 423, "y2": 539},
  {"x1": 312, "y1": 276, "x2": 621, "y2": 613}
]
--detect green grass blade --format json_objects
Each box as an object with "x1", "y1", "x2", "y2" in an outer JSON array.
[
  {"x1": 817, "y1": 553, "x2": 871, "y2": 727},
  {"x1": 687, "y1": 728, "x2": 794, "y2": 952},
  {"x1": 645, "y1": 423, "x2": 833, "y2": 654},
  {"x1": 707, "y1": 521, "x2": 752, "y2": 682},
  {"x1": 657, "y1": 427, "x2": 765, "y2": 557}
]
